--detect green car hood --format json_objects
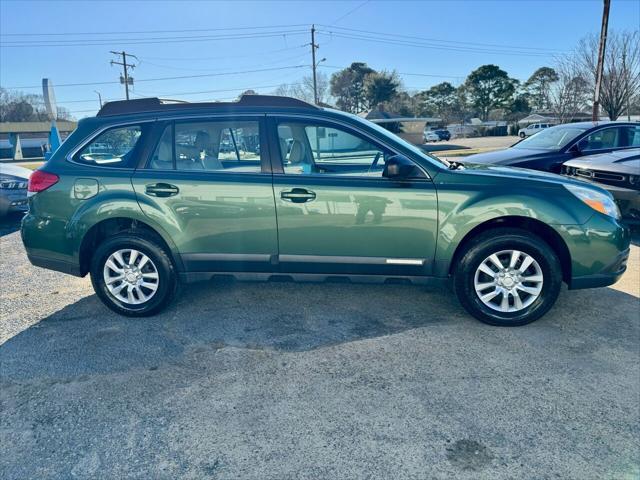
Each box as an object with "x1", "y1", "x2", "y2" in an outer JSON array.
[{"x1": 450, "y1": 161, "x2": 610, "y2": 192}]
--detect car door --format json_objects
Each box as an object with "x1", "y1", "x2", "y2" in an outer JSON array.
[
  {"x1": 576, "y1": 125, "x2": 628, "y2": 157},
  {"x1": 268, "y1": 116, "x2": 438, "y2": 277},
  {"x1": 131, "y1": 116, "x2": 278, "y2": 273}
]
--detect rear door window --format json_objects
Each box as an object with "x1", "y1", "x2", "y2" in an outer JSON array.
[
  {"x1": 75, "y1": 124, "x2": 149, "y2": 167},
  {"x1": 148, "y1": 119, "x2": 263, "y2": 173},
  {"x1": 620, "y1": 126, "x2": 640, "y2": 147}
]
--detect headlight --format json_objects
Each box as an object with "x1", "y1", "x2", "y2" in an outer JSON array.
[{"x1": 565, "y1": 184, "x2": 620, "y2": 219}]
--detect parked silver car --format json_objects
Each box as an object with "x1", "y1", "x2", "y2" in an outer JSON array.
[
  {"x1": 518, "y1": 123, "x2": 554, "y2": 138},
  {"x1": 0, "y1": 163, "x2": 31, "y2": 216},
  {"x1": 563, "y1": 148, "x2": 640, "y2": 225}
]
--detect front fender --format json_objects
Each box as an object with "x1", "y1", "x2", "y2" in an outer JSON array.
[{"x1": 433, "y1": 180, "x2": 594, "y2": 277}]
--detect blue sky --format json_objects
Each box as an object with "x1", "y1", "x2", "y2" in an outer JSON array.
[{"x1": 1, "y1": 0, "x2": 639, "y2": 118}]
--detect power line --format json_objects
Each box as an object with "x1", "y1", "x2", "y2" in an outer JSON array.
[
  {"x1": 29, "y1": 81, "x2": 306, "y2": 106},
  {"x1": 141, "y1": 44, "x2": 308, "y2": 62},
  {"x1": 2, "y1": 65, "x2": 309, "y2": 89},
  {"x1": 0, "y1": 24, "x2": 312, "y2": 37},
  {"x1": 316, "y1": 30, "x2": 557, "y2": 57},
  {"x1": 331, "y1": 0, "x2": 371, "y2": 25},
  {"x1": 316, "y1": 24, "x2": 567, "y2": 53},
  {"x1": 318, "y1": 64, "x2": 463, "y2": 80},
  {"x1": 139, "y1": 52, "x2": 309, "y2": 73},
  {"x1": 0, "y1": 30, "x2": 309, "y2": 48},
  {"x1": 126, "y1": 82, "x2": 306, "y2": 100}
]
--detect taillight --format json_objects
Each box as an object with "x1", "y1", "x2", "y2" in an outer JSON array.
[{"x1": 28, "y1": 170, "x2": 59, "y2": 195}]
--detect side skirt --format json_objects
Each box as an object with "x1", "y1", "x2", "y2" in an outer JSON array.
[{"x1": 178, "y1": 271, "x2": 449, "y2": 287}]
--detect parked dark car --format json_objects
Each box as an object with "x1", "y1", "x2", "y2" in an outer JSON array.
[
  {"x1": 0, "y1": 163, "x2": 31, "y2": 216},
  {"x1": 563, "y1": 148, "x2": 640, "y2": 226},
  {"x1": 466, "y1": 122, "x2": 640, "y2": 173},
  {"x1": 434, "y1": 129, "x2": 451, "y2": 141}
]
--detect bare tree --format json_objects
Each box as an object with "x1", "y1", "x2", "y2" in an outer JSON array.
[
  {"x1": 273, "y1": 72, "x2": 330, "y2": 105},
  {"x1": 549, "y1": 57, "x2": 591, "y2": 123},
  {"x1": 576, "y1": 31, "x2": 640, "y2": 120}
]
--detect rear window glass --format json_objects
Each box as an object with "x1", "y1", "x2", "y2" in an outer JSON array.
[{"x1": 74, "y1": 124, "x2": 148, "y2": 167}]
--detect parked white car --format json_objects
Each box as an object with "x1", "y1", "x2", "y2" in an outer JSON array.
[
  {"x1": 423, "y1": 131, "x2": 440, "y2": 143},
  {"x1": 518, "y1": 123, "x2": 553, "y2": 138}
]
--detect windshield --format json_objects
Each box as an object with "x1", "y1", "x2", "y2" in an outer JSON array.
[
  {"x1": 514, "y1": 125, "x2": 587, "y2": 150},
  {"x1": 330, "y1": 109, "x2": 450, "y2": 168}
]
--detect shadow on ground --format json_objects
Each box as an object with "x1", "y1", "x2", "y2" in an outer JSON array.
[
  {"x1": 1, "y1": 277, "x2": 638, "y2": 382},
  {"x1": 0, "y1": 212, "x2": 23, "y2": 237},
  {"x1": 0, "y1": 280, "x2": 465, "y2": 380},
  {"x1": 1, "y1": 278, "x2": 639, "y2": 479}
]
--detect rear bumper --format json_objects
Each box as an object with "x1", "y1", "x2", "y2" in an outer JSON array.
[
  {"x1": 26, "y1": 253, "x2": 82, "y2": 277},
  {"x1": 21, "y1": 212, "x2": 83, "y2": 277}
]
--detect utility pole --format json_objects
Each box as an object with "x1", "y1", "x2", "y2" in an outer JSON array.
[
  {"x1": 622, "y1": 51, "x2": 631, "y2": 121},
  {"x1": 94, "y1": 90, "x2": 103, "y2": 108},
  {"x1": 311, "y1": 25, "x2": 319, "y2": 105},
  {"x1": 110, "y1": 51, "x2": 137, "y2": 100},
  {"x1": 592, "y1": 0, "x2": 611, "y2": 121}
]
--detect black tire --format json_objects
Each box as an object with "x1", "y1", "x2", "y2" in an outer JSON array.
[
  {"x1": 519, "y1": 132, "x2": 526, "y2": 138},
  {"x1": 90, "y1": 232, "x2": 179, "y2": 317},
  {"x1": 453, "y1": 228, "x2": 562, "y2": 326}
]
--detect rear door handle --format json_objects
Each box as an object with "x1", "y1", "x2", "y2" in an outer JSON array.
[
  {"x1": 145, "y1": 183, "x2": 179, "y2": 197},
  {"x1": 280, "y1": 188, "x2": 316, "y2": 203}
]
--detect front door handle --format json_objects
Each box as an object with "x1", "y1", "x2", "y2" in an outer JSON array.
[
  {"x1": 280, "y1": 188, "x2": 316, "y2": 203},
  {"x1": 145, "y1": 183, "x2": 179, "y2": 197}
]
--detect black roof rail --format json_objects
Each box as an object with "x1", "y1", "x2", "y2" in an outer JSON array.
[{"x1": 96, "y1": 94, "x2": 318, "y2": 117}]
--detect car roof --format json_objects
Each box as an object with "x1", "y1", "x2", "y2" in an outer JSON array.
[
  {"x1": 554, "y1": 121, "x2": 639, "y2": 129},
  {"x1": 96, "y1": 95, "x2": 318, "y2": 117}
]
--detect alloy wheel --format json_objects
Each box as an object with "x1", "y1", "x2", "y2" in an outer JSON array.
[
  {"x1": 473, "y1": 249, "x2": 544, "y2": 313},
  {"x1": 102, "y1": 248, "x2": 159, "y2": 305}
]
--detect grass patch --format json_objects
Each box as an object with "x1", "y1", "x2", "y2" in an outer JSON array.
[
  {"x1": 433, "y1": 147, "x2": 501, "y2": 158},
  {"x1": 18, "y1": 162, "x2": 44, "y2": 170}
]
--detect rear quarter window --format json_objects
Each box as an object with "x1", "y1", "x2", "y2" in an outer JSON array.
[{"x1": 73, "y1": 124, "x2": 150, "y2": 168}]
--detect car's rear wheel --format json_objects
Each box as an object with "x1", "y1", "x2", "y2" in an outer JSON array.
[
  {"x1": 453, "y1": 228, "x2": 562, "y2": 326},
  {"x1": 90, "y1": 232, "x2": 178, "y2": 316}
]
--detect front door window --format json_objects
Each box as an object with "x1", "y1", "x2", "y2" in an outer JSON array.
[
  {"x1": 276, "y1": 123, "x2": 392, "y2": 178},
  {"x1": 581, "y1": 127, "x2": 621, "y2": 152}
]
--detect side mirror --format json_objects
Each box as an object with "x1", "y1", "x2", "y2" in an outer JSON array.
[
  {"x1": 573, "y1": 139, "x2": 587, "y2": 154},
  {"x1": 383, "y1": 154, "x2": 423, "y2": 180}
]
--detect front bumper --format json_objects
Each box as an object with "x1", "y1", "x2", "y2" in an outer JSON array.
[
  {"x1": 563, "y1": 213, "x2": 631, "y2": 290},
  {"x1": 570, "y1": 247, "x2": 630, "y2": 289}
]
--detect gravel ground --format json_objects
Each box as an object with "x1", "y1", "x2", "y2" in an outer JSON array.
[{"x1": 1, "y1": 213, "x2": 639, "y2": 479}]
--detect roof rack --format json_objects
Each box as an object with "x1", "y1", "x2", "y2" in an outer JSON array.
[{"x1": 96, "y1": 94, "x2": 318, "y2": 117}]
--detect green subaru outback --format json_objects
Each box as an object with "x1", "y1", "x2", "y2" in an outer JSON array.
[{"x1": 22, "y1": 96, "x2": 630, "y2": 326}]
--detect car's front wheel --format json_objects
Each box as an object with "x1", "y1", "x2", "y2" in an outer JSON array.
[
  {"x1": 519, "y1": 132, "x2": 526, "y2": 138},
  {"x1": 90, "y1": 232, "x2": 178, "y2": 316},
  {"x1": 453, "y1": 228, "x2": 562, "y2": 326}
]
